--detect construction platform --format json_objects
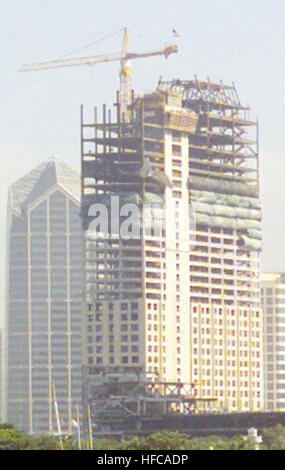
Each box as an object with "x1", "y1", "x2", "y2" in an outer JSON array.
[{"x1": 92, "y1": 412, "x2": 285, "y2": 440}]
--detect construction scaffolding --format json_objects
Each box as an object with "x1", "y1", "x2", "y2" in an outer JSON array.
[
  {"x1": 81, "y1": 87, "x2": 198, "y2": 303},
  {"x1": 81, "y1": 76, "x2": 262, "y2": 419},
  {"x1": 158, "y1": 76, "x2": 259, "y2": 186},
  {"x1": 87, "y1": 373, "x2": 218, "y2": 438}
]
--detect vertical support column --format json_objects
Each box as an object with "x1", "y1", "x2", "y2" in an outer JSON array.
[
  {"x1": 198, "y1": 304, "x2": 202, "y2": 399},
  {"x1": 236, "y1": 303, "x2": 241, "y2": 410},
  {"x1": 66, "y1": 197, "x2": 72, "y2": 432},
  {"x1": 27, "y1": 209, "x2": 33, "y2": 434},
  {"x1": 103, "y1": 104, "x2": 107, "y2": 157},
  {"x1": 80, "y1": 104, "x2": 84, "y2": 209},
  {"x1": 211, "y1": 303, "x2": 216, "y2": 403},
  {"x1": 47, "y1": 196, "x2": 53, "y2": 434},
  {"x1": 249, "y1": 307, "x2": 253, "y2": 411}
]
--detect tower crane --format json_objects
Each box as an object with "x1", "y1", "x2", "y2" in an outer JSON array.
[{"x1": 20, "y1": 28, "x2": 178, "y2": 119}]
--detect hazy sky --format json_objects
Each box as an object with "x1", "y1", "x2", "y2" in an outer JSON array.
[{"x1": 0, "y1": 0, "x2": 284, "y2": 324}]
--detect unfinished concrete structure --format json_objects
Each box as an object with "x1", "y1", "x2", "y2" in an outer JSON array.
[{"x1": 81, "y1": 76, "x2": 263, "y2": 424}]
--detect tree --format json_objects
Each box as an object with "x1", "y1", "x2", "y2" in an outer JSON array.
[
  {"x1": 120, "y1": 431, "x2": 259, "y2": 451},
  {"x1": 0, "y1": 423, "x2": 69, "y2": 450},
  {"x1": 121, "y1": 431, "x2": 192, "y2": 450},
  {"x1": 0, "y1": 423, "x2": 37, "y2": 450},
  {"x1": 92, "y1": 438, "x2": 122, "y2": 450},
  {"x1": 262, "y1": 424, "x2": 285, "y2": 450}
]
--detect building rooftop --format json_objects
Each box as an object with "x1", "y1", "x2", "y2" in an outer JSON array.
[{"x1": 9, "y1": 157, "x2": 80, "y2": 214}]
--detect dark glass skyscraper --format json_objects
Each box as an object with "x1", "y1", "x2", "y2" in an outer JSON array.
[{"x1": 4, "y1": 158, "x2": 82, "y2": 434}]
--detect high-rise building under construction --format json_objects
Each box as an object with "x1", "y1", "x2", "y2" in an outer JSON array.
[{"x1": 81, "y1": 77, "x2": 263, "y2": 414}]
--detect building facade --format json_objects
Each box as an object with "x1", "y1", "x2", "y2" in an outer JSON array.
[
  {"x1": 0, "y1": 329, "x2": 2, "y2": 422},
  {"x1": 81, "y1": 78, "x2": 263, "y2": 413},
  {"x1": 3, "y1": 158, "x2": 83, "y2": 434},
  {"x1": 261, "y1": 273, "x2": 285, "y2": 411}
]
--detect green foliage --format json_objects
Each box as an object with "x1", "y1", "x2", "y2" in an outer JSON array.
[
  {"x1": 262, "y1": 424, "x2": 285, "y2": 450},
  {"x1": 0, "y1": 424, "x2": 38, "y2": 450},
  {"x1": 0, "y1": 423, "x2": 70, "y2": 450},
  {"x1": 121, "y1": 431, "x2": 191, "y2": 450},
  {"x1": 120, "y1": 431, "x2": 258, "y2": 451},
  {"x1": 92, "y1": 438, "x2": 122, "y2": 450},
  {"x1": 33, "y1": 434, "x2": 63, "y2": 450},
  {"x1": 188, "y1": 435, "x2": 237, "y2": 450},
  {"x1": 0, "y1": 422, "x2": 284, "y2": 450},
  {"x1": 0, "y1": 423, "x2": 15, "y2": 430}
]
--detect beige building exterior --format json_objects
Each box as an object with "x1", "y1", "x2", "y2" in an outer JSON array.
[
  {"x1": 261, "y1": 273, "x2": 285, "y2": 411},
  {"x1": 82, "y1": 78, "x2": 263, "y2": 413}
]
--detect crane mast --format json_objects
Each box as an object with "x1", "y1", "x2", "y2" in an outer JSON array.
[
  {"x1": 120, "y1": 28, "x2": 132, "y2": 120},
  {"x1": 20, "y1": 28, "x2": 178, "y2": 120}
]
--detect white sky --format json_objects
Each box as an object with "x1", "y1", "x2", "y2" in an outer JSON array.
[{"x1": 0, "y1": 0, "x2": 285, "y2": 325}]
